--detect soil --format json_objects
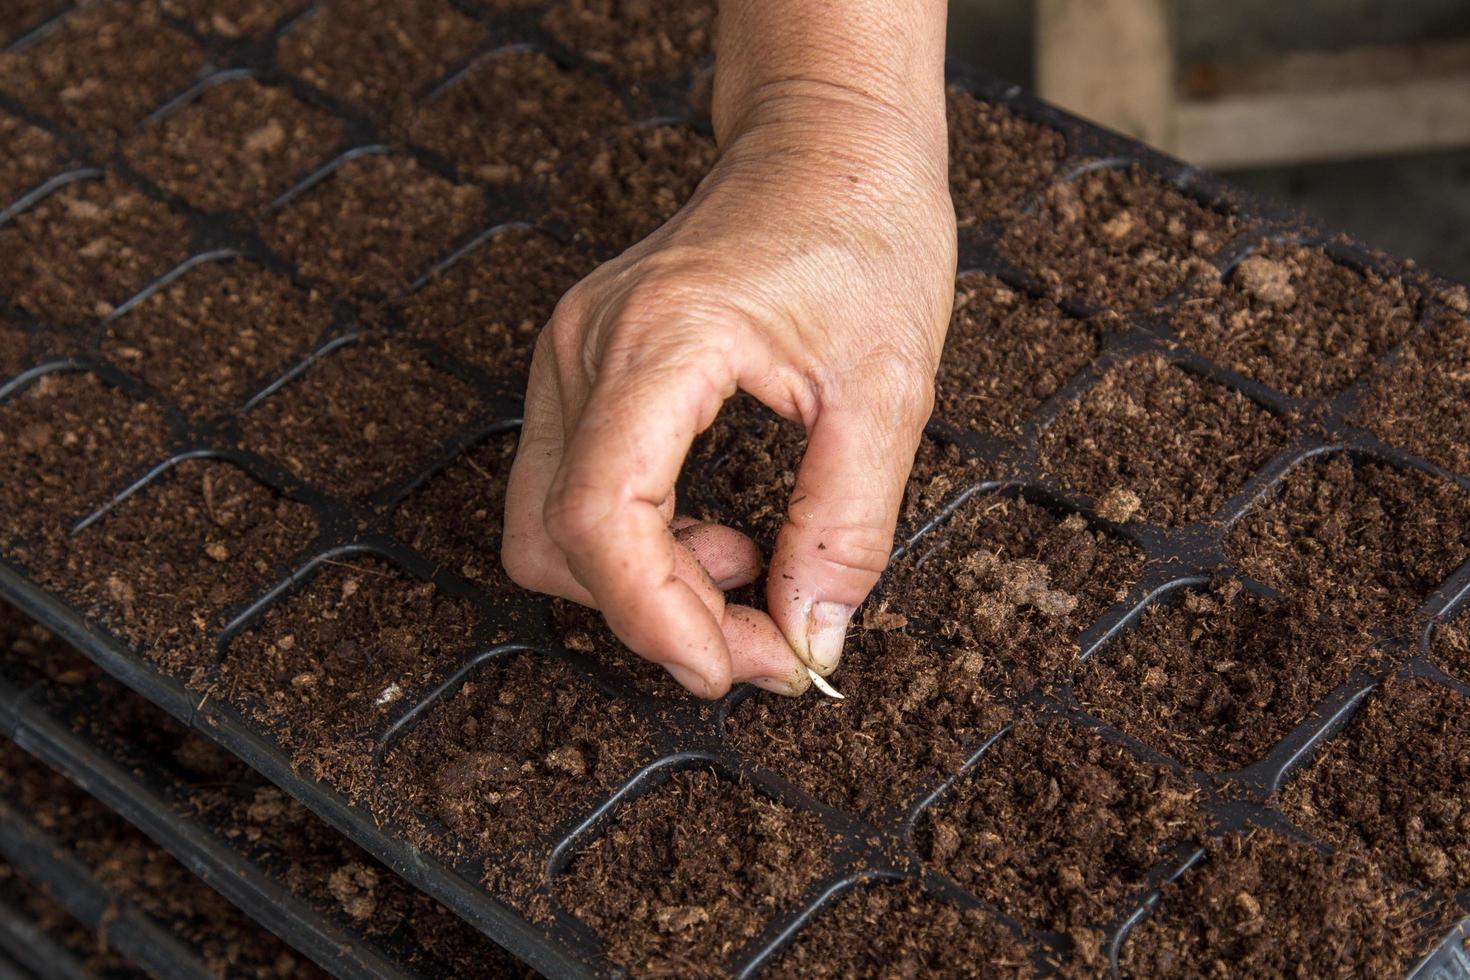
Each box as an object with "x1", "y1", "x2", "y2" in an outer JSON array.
[
  {"x1": 214, "y1": 556, "x2": 479, "y2": 775},
  {"x1": 1074, "y1": 579, "x2": 1375, "y2": 772},
  {"x1": 101, "y1": 259, "x2": 334, "y2": 419},
  {"x1": 552, "y1": 767, "x2": 831, "y2": 978},
  {"x1": 552, "y1": 598, "x2": 692, "y2": 699},
  {"x1": 0, "y1": 109, "x2": 66, "y2": 206},
  {"x1": 159, "y1": 0, "x2": 304, "y2": 38},
  {"x1": 380, "y1": 650, "x2": 654, "y2": 856},
  {"x1": 276, "y1": 0, "x2": 486, "y2": 116},
  {"x1": 1431, "y1": 618, "x2": 1470, "y2": 686},
  {"x1": 0, "y1": 1, "x2": 57, "y2": 47},
  {"x1": 1170, "y1": 242, "x2": 1424, "y2": 399},
  {"x1": 1000, "y1": 165, "x2": 1239, "y2": 312},
  {"x1": 916, "y1": 717, "x2": 1208, "y2": 937},
  {"x1": 541, "y1": 0, "x2": 716, "y2": 84},
  {"x1": 0, "y1": 372, "x2": 169, "y2": 540},
  {"x1": 1279, "y1": 676, "x2": 1470, "y2": 894},
  {"x1": 402, "y1": 51, "x2": 626, "y2": 184},
  {"x1": 1225, "y1": 454, "x2": 1470, "y2": 631},
  {"x1": 766, "y1": 879, "x2": 1034, "y2": 979},
  {"x1": 885, "y1": 493, "x2": 1147, "y2": 695},
  {"x1": 239, "y1": 339, "x2": 476, "y2": 498},
  {"x1": 1354, "y1": 306, "x2": 1470, "y2": 478},
  {"x1": 394, "y1": 227, "x2": 595, "y2": 380},
  {"x1": 0, "y1": 3, "x2": 206, "y2": 142},
  {"x1": 0, "y1": 175, "x2": 191, "y2": 325},
  {"x1": 124, "y1": 77, "x2": 345, "y2": 214},
  {"x1": 0, "y1": 598, "x2": 102, "y2": 688},
  {"x1": 1119, "y1": 830, "x2": 1452, "y2": 978},
  {"x1": 947, "y1": 89, "x2": 1066, "y2": 228},
  {"x1": 548, "y1": 123, "x2": 716, "y2": 254},
  {"x1": 261, "y1": 153, "x2": 484, "y2": 298},
  {"x1": 0, "y1": 860, "x2": 148, "y2": 978},
  {"x1": 393, "y1": 432, "x2": 518, "y2": 593},
  {"x1": 726, "y1": 624, "x2": 1013, "y2": 819},
  {"x1": 0, "y1": 325, "x2": 27, "y2": 386},
  {"x1": 1038, "y1": 354, "x2": 1290, "y2": 526}
]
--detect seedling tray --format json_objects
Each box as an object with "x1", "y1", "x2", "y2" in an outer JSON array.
[{"x1": 2, "y1": 1, "x2": 1470, "y2": 976}]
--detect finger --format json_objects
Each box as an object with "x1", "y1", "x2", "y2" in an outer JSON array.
[
  {"x1": 675, "y1": 520, "x2": 763, "y2": 590},
  {"x1": 768, "y1": 369, "x2": 931, "y2": 676},
  {"x1": 724, "y1": 605, "x2": 811, "y2": 696}
]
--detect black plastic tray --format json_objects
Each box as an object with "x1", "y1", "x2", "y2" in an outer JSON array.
[
  {"x1": 0, "y1": 894, "x2": 89, "y2": 980},
  {"x1": 2, "y1": 2, "x2": 1470, "y2": 977}
]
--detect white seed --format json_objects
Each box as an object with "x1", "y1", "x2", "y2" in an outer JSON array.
[
  {"x1": 375, "y1": 683, "x2": 403, "y2": 706},
  {"x1": 807, "y1": 668, "x2": 845, "y2": 700}
]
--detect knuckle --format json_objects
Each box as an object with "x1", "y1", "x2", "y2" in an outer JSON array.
[
  {"x1": 500, "y1": 539, "x2": 547, "y2": 592},
  {"x1": 542, "y1": 481, "x2": 615, "y2": 551},
  {"x1": 784, "y1": 518, "x2": 894, "y2": 581}
]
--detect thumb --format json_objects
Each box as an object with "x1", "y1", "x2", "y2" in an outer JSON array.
[{"x1": 767, "y1": 371, "x2": 931, "y2": 676}]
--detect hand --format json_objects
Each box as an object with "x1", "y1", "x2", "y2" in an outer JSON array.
[{"x1": 503, "y1": 84, "x2": 956, "y2": 699}]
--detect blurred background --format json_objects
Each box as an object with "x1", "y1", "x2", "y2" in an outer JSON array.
[{"x1": 947, "y1": 0, "x2": 1470, "y2": 280}]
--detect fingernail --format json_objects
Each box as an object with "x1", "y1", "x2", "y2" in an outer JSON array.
[
  {"x1": 663, "y1": 662, "x2": 716, "y2": 699},
  {"x1": 748, "y1": 670, "x2": 811, "y2": 697},
  {"x1": 806, "y1": 601, "x2": 853, "y2": 675}
]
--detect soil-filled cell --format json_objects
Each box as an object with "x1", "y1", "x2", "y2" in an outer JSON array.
[
  {"x1": 0, "y1": 860, "x2": 144, "y2": 977},
  {"x1": 541, "y1": 0, "x2": 715, "y2": 83},
  {"x1": 0, "y1": 599, "x2": 100, "y2": 688},
  {"x1": 159, "y1": 0, "x2": 304, "y2": 37},
  {"x1": 0, "y1": 1, "x2": 57, "y2": 47},
  {"x1": 0, "y1": 110, "x2": 66, "y2": 206},
  {"x1": 1431, "y1": 618, "x2": 1470, "y2": 687},
  {"x1": 393, "y1": 434, "x2": 518, "y2": 593},
  {"x1": 1354, "y1": 308, "x2": 1470, "y2": 479},
  {"x1": 552, "y1": 599, "x2": 690, "y2": 700},
  {"x1": 947, "y1": 89, "x2": 1065, "y2": 227}
]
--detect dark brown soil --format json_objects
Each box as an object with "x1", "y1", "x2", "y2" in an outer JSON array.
[
  {"x1": 541, "y1": 0, "x2": 716, "y2": 83},
  {"x1": 0, "y1": 3, "x2": 206, "y2": 141},
  {"x1": 726, "y1": 624, "x2": 1013, "y2": 819},
  {"x1": 381, "y1": 650, "x2": 653, "y2": 856},
  {"x1": 1119, "y1": 831, "x2": 1452, "y2": 978},
  {"x1": 0, "y1": 109, "x2": 66, "y2": 205},
  {"x1": 767, "y1": 880, "x2": 1034, "y2": 979},
  {"x1": 0, "y1": 176, "x2": 191, "y2": 325},
  {"x1": 125, "y1": 77, "x2": 344, "y2": 214},
  {"x1": 0, "y1": 598, "x2": 100, "y2": 687},
  {"x1": 276, "y1": 0, "x2": 486, "y2": 116},
  {"x1": 552, "y1": 768, "x2": 831, "y2": 978},
  {"x1": 403, "y1": 51, "x2": 626, "y2": 184},
  {"x1": 240, "y1": 340, "x2": 476, "y2": 498},
  {"x1": 1075, "y1": 580, "x2": 1375, "y2": 772},
  {"x1": 101, "y1": 259, "x2": 333, "y2": 419},
  {"x1": 262, "y1": 153, "x2": 484, "y2": 297},
  {"x1": 1225, "y1": 454, "x2": 1470, "y2": 631},
  {"x1": 0, "y1": 372, "x2": 168, "y2": 539},
  {"x1": 0, "y1": 860, "x2": 148, "y2": 978},
  {"x1": 937, "y1": 274, "x2": 1101, "y2": 437},
  {"x1": 917, "y1": 718, "x2": 1207, "y2": 935},
  {"x1": 159, "y1": 0, "x2": 304, "y2": 37},
  {"x1": 394, "y1": 433, "x2": 518, "y2": 593},
  {"x1": 0, "y1": 324, "x2": 27, "y2": 381},
  {"x1": 1431, "y1": 618, "x2": 1470, "y2": 686},
  {"x1": 947, "y1": 89, "x2": 1066, "y2": 227},
  {"x1": 0, "y1": 1, "x2": 57, "y2": 47},
  {"x1": 1038, "y1": 354, "x2": 1290, "y2": 526},
  {"x1": 215, "y1": 556, "x2": 479, "y2": 775},
  {"x1": 395, "y1": 227, "x2": 595, "y2": 380},
  {"x1": 1354, "y1": 307, "x2": 1470, "y2": 478},
  {"x1": 885, "y1": 494, "x2": 1147, "y2": 695},
  {"x1": 548, "y1": 123, "x2": 716, "y2": 254},
  {"x1": 1000, "y1": 165, "x2": 1239, "y2": 312},
  {"x1": 552, "y1": 597, "x2": 691, "y2": 699},
  {"x1": 1170, "y1": 242, "x2": 1423, "y2": 399},
  {"x1": 1280, "y1": 676, "x2": 1470, "y2": 893}
]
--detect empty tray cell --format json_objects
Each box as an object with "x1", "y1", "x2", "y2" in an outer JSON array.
[
  {"x1": 916, "y1": 718, "x2": 1206, "y2": 938},
  {"x1": 999, "y1": 165, "x2": 1238, "y2": 312},
  {"x1": 277, "y1": 0, "x2": 486, "y2": 116},
  {"x1": 0, "y1": 861, "x2": 145, "y2": 978},
  {"x1": 101, "y1": 259, "x2": 333, "y2": 419},
  {"x1": 551, "y1": 767, "x2": 830, "y2": 976},
  {"x1": 404, "y1": 51, "x2": 626, "y2": 184},
  {"x1": 0, "y1": 3, "x2": 206, "y2": 141},
  {"x1": 262, "y1": 153, "x2": 484, "y2": 297},
  {"x1": 158, "y1": 0, "x2": 305, "y2": 38},
  {"x1": 541, "y1": 0, "x2": 715, "y2": 83},
  {"x1": 0, "y1": 175, "x2": 191, "y2": 325},
  {"x1": 125, "y1": 77, "x2": 345, "y2": 214},
  {"x1": 1431, "y1": 618, "x2": 1470, "y2": 686},
  {"x1": 947, "y1": 89, "x2": 1066, "y2": 227},
  {"x1": 240, "y1": 340, "x2": 476, "y2": 498},
  {"x1": 1170, "y1": 242, "x2": 1422, "y2": 399},
  {"x1": 885, "y1": 494, "x2": 1147, "y2": 695},
  {"x1": 215, "y1": 556, "x2": 479, "y2": 779},
  {"x1": 548, "y1": 124, "x2": 716, "y2": 254},
  {"x1": 395, "y1": 227, "x2": 595, "y2": 380},
  {"x1": 726, "y1": 622, "x2": 1013, "y2": 819},
  {"x1": 0, "y1": 373, "x2": 168, "y2": 540},
  {"x1": 936, "y1": 273, "x2": 1100, "y2": 438},
  {"x1": 552, "y1": 600, "x2": 694, "y2": 700},
  {"x1": 393, "y1": 434, "x2": 518, "y2": 593},
  {"x1": 1279, "y1": 676, "x2": 1470, "y2": 894},
  {"x1": 56, "y1": 459, "x2": 318, "y2": 674},
  {"x1": 1225, "y1": 454, "x2": 1470, "y2": 630},
  {"x1": 0, "y1": 110, "x2": 65, "y2": 206},
  {"x1": 1119, "y1": 830, "x2": 1452, "y2": 978},
  {"x1": 1354, "y1": 307, "x2": 1470, "y2": 479},
  {"x1": 1074, "y1": 580, "x2": 1374, "y2": 773},
  {"x1": 1038, "y1": 354, "x2": 1289, "y2": 526},
  {"x1": 381, "y1": 650, "x2": 654, "y2": 857},
  {"x1": 766, "y1": 879, "x2": 1033, "y2": 979}
]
